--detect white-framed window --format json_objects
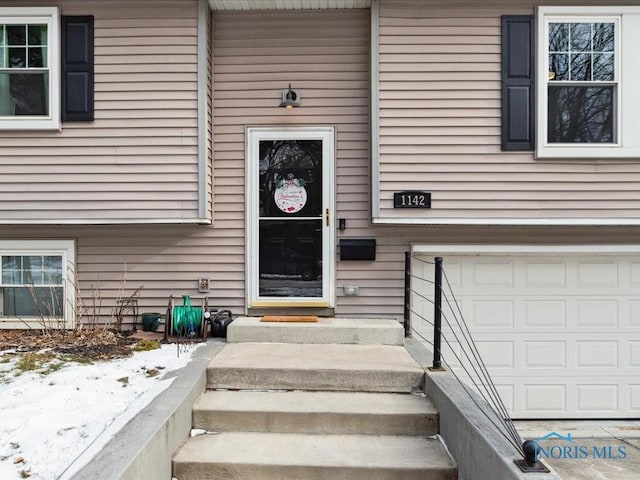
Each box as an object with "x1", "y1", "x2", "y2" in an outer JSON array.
[
  {"x1": 537, "y1": 6, "x2": 640, "y2": 158},
  {"x1": 0, "y1": 7, "x2": 59, "y2": 130},
  {"x1": 0, "y1": 240, "x2": 74, "y2": 328}
]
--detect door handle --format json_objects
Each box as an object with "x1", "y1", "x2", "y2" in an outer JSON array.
[{"x1": 325, "y1": 208, "x2": 330, "y2": 227}]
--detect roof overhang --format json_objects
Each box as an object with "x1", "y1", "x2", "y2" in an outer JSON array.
[{"x1": 209, "y1": 0, "x2": 370, "y2": 10}]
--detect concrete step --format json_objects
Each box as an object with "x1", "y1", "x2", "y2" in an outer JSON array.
[
  {"x1": 227, "y1": 316, "x2": 405, "y2": 345},
  {"x1": 173, "y1": 432, "x2": 457, "y2": 480},
  {"x1": 193, "y1": 390, "x2": 439, "y2": 436},
  {"x1": 207, "y1": 343, "x2": 424, "y2": 393}
]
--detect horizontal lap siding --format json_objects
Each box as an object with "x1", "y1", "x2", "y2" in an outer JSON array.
[
  {"x1": 377, "y1": 0, "x2": 640, "y2": 220},
  {"x1": 212, "y1": 9, "x2": 391, "y2": 315},
  {"x1": 0, "y1": 0, "x2": 200, "y2": 222},
  {"x1": 0, "y1": 224, "x2": 246, "y2": 326}
]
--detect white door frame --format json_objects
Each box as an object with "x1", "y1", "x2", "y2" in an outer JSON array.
[{"x1": 246, "y1": 126, "x2": 336, "y2": 309}]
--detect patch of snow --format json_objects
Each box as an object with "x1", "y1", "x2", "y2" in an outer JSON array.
[{"x1": 0, "y1": 343, "x2": 203, "y2": 480}]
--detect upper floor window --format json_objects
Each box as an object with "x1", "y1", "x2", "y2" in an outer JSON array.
[
  {"x1": 547, "y1": 20, "x2": 617, "y2": 144},
  {"x1": 537, "y1": 7, "x2": 640, "y2": 158},
  {"x1": 0, "y1": 7, "x2": 59, "y2": 130}
]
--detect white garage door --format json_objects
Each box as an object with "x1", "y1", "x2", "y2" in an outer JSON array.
[{"x1": 412, "y1": 247, "x2": 640, "y2": 419}]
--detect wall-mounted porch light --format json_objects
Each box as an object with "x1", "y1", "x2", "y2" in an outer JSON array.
[{"x1": 279, "y1": 84, "x2": 301, "y2": 109}]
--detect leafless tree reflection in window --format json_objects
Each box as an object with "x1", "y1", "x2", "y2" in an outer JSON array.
[
  {"x1": 547, "y1": 21, "x2": 616, "y2": 143},
  {"x1": 548, "y1": 86, "x2": 614, "y2": 143}
]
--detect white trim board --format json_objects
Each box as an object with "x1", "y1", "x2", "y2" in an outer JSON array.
[
  {"x1": 370, "y1": 0, "x2": 380, "y2": 218},
  {"x1": 245, "y1": 126, "x2": 337, "y2": 310},
  {"x1": 197, "y1": 0, "x2": 210, "y2": 221},
  {"x1": 372, "y1": 217, "x2": 640, "y2": 226},
  {"x1": 411, "y1": 244, "x2": 640, "y2": 256},
  {"x1": 0, "y1": 218, "x2": 211, "y2": 225}
]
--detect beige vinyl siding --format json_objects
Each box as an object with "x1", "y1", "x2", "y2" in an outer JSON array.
[
  {"x1": 5, "y1": 2, "x2": 640, "y2": 327},
  {"x1": 0, "y1": 224, "x2": 246, "y2": 326},
  {"x1": 213, "y1": 9, "x2": 384, "y2": 314},
  {"x1": 6, "y1": 221, "x2": 640, "y2": 328},
  {"x1": 376, "y1": 0, "x2": 640, "y2": 221},
  {"x1": 0, "y1": 0, "x2": 201, "y2": 223}
]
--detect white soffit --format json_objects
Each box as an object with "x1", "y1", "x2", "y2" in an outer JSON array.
[{"x1": 209, "y1": 0, "x2": 370, "y2": 10}]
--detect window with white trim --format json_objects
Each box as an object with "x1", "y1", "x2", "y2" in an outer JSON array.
[
  {"x1": 547, "y1": 20, "x2": 617, "y2": 143},
  {"x1": 0, "y1": 241, "x2": 74, "y2": 327},
  {"x1": 537, "y1": 7, "x2": 640, "y2": 158},
  {"x1": 0, "y1": 7, "x2": 59, "y2": 130}
]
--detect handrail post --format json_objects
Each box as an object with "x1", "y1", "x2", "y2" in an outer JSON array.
[
  {"x1": 433, "y1": 256, "x2": 443, "y2": 369},
  {"x1": 404, "y1": 251, "x2": 411, "y2": 337}
]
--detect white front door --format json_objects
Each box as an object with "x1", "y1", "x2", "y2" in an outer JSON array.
[{"x1": 246, "y1": 127, "x2": 335, "y2": 309}]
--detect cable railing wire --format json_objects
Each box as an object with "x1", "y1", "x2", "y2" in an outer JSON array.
[
  {"x1": 430, "y1": 293, "x2": 520, "y2": 449},
  {"x1": 441, "y1": 268, "x2": 523, "y2": 450},
  {"x1": 406, "y1": 254, "x2": 524, "y2": 457},
  {"x1": 409, "y1": 305, "x2": 524, "y2": 455},
  {"x1": 437, "y1": 269, "x2": 522, "y2": 453},
  {"x1": 408, "y1": 308, "x2": 524, "y2": 455},
  {"x1": 412, "y1": 257, "x2": 436, "y2": 266}
]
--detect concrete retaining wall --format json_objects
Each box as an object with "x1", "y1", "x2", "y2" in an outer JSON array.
[{"x1": 69, "y1": 340, "x2": 225, "y2": 480}]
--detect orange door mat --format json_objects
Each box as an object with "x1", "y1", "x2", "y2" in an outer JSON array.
[{"x1": 260, "y1": 315, "x2": 319, "y2": 323}]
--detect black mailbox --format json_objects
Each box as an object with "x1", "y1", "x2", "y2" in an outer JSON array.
[{"x1": 339, "y1": 239, "x2": 376, "y2": 261}]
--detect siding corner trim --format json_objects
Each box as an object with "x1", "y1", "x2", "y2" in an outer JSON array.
[
  {"x1": 197, "y1": 0, "x2": 211, "y2": 222},
  {"x1": 370, "y1": 0, "x2": 380, "y2": 218}
]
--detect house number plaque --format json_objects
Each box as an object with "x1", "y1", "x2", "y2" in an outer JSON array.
[{"x1": 393, "y1": 191, "x2": 431, "y2": 209}]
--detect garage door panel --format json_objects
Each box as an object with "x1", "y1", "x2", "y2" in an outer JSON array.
[
  {"x1": 576, "y1": 261, "x2": 619, "y2": 287},
  {"x1": 631, "y1": 301, "x2": 640, "y2": 326},
  {"x1": 524, "y1": 300, "x2": 566, "y2": 327},
  {"x1": 524, "y1": 341, "x2": 566, "y2": 368},
  {"x1": 413, "y1": 252, "x2": 640, "y2": 418},
  {"x1": 450, "y1": 298, "x2": 635, "y2": 332},
  {"x1": 471, "y1": 300, "x2": 514, "y2": 328},
  {"x1": 496, "y1": 385, "x2": 515, "y2": 413},
  {"x1": 471, "y1": 261, "x2": 514, "y2": 287},
  {"x1": 576, "y1": 385, "x2": 619, "y2": 413},
  {"x1": 576, "y1": 341, "x2": 619, "y2": 368},
  {"x1": 524, "y1": 385, "x2": 567, "y2": 414},
  {"x1": 632, "y1": 263, "x2": 640, "y2": 283},
  {"x1": 576, "y1": 300, "x2": 619, "y2": 328},
  {"x1": 630, "y1": 342, "x2": 640, "y2": 367},
  {"x1": 526, "y1": 262, "x2": 567, "y2": 287},
  {"x1": 630, "y1": 386, "x2": 640, "y2": 411},
  {"x1": 475, "y1": 341, "x2": 514, "y2": 369}
]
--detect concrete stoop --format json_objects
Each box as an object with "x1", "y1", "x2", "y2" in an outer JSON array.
[{"x1": 172, "y1": 318, "x2": 457, "y2": 480}]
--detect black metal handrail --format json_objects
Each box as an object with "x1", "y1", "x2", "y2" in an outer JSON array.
[{"x1": 404, "y1": 252, "x2": 545, "y2": 471}]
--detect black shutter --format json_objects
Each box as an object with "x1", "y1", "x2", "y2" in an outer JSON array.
[
  {"x1": 61, "y1": 16, "x2": 94, "y2": 121},
  {"x1": 501, "y1": 15, "x2": 534, "y2": 151}
]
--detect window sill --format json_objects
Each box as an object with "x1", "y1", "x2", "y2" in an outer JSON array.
[
  {"x1": 0, "y1": 118, "x2": 60, "y2": 131},
  {"x1": 536, "y1": 145, "x2": 640, "y2": 159}
]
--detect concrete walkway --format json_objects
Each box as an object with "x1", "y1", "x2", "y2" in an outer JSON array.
[{"x1": 515, "y1": 420, "x2": 640, "y2": 479}]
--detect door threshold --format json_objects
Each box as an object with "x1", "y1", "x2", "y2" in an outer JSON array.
[{"x1": 247, "y1": 307, "x2": 335, "y2": 317}]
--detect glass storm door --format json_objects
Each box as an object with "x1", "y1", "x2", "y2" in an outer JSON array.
[{"x1": 247, "y1": 128, "x2": 334, "y2": 308}]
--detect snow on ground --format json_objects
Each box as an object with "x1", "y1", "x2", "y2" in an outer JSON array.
[{"x1": 0, "y1": 343, "x2": 203, "y2": 480}]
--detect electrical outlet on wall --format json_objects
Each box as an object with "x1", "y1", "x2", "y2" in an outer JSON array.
[
  {"x1": 198, "y1": 277, "x2": 210, "y2": 293},
  {"x1": 343, "y1": 285, "x2": 359, "y2": 296}
]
